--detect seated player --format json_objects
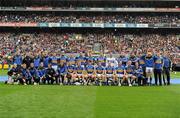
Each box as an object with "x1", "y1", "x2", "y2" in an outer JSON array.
[
  {"x1": 136, "y1": 66, "x2": 145, "y2": 86},
  {"x1": 29, "y1": 63, "x2": 39, "y2": 85},
  {"x1": 9, "y1": 63, "x2": 23, "y2": 85},
  {"x1": 7, "y1": 64, "x2": 18, "y2": 84},
  {"x1": 115, "y1": 61, "x2": 126, "y2": 86},
  {"x1": 74, "y1": 62, "x2": 85, "y2": 85},
  {"x1": 105, "y1": 63, "x2": 116, "y2": 86},
  {"x1": 45, "y1": 63, "x2": 56, "y2": 84},
  {"x1": 123, "y1": 61, "x2": 136, "y2": 86},
  {"x1": 95, "y1": 62, "x2": 105, "y2": 86},
  {"x1": 84, "y1": 60, "x2": 96, "y2": 85},
  {"x1": 66, "y1": 61, "x2": 76, "y2": 85},
  {"x1": 37, "y1": 62, "x2": 46, "y2": 84},
  {"x1": 57, "y1": 61, "x2": 67, "y2": 85}
]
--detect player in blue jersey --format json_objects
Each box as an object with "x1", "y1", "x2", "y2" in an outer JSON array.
[
  {"x1": 97, "y1": 53, "x2": 106, "y2": 67},
  {"x1": 154, "y1": 51, "x2": 163, "y2": 86},
  {"x1": 57, "y1": 61, "x2": 67, "y2": 85},
  {"x1": 37, "y1": 62, "x2": 46, "y2": 84},
  {"x1": 141, "y1": 49, "x2": 156, "y2": 85},
  {"x1": 138, "y1": 55, "x2": 146, "y2": 81},
  {"x1": 29, "y1": 63, "x2": 39, "y2": 85},
  {"x1": 115, "y1": 61, "x2": 126, "y2": 86},
  {"x1": 66, "y1": 61, "x2": 76, "y2": 85},
  {"x1": 34, "y1": 53, "x2": 42, "y2": 69},
  {"x1": 51, "y1": 53, "x2": 58, "y2": 71},
  {"x1": 95, "y1": 62, "x2": 105, "y2": 86},
  {"x1": 84, "y1": 60, "x2": 96, "y2": 85},
  {"x1": 105, "y1": 62, "x2": 116, "y2": 86},
  {"x1": 135, "y1": 66, "x2": 145, "y2": 86},
  {"x1": 74, "y1": 61, "x2": 85, "y2": 85},
  {"x1": 162, "y1": 52, "x2": 171, "y2": 85},
  {"x1": 67, "y1": 55, "x2": 75, "y2": 66},
  {"x1": 21, "y1": 63, "x2": 31, "y2": 85},
  {"x1": 123, "y1": 61, "x2": 136, "y2": 86},
  {"x1": 43, "y1": 52, "x2": 51, "y2": 68},
  {"x1": 129, "y1": 52, "x2": 138, "y2": 67}
]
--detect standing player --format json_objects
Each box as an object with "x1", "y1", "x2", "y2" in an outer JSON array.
[
  {"x1": 97, "y1": 53, "x2": 106, "y2": 67},
  {"x1": 142, "y1": 49, "x2": 156, "y2": 85},
  {"x1": 162, "y1": 52, "x2": 171, "y2": 85},
  {"x1": 154, "y1": 51, "x2": 163, "y2": 86},
  {"x1": 51, "y1": 53, "x2": 58, "y2": 71}
]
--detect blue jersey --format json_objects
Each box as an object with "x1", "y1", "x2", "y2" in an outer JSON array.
[
  {"x1": 59, "y1": 56, "x2": 67, "y2": 63},
  {"x1": 75, "y1": 56, "x2": 85, "y2": 65},
  {"x1": 97, "y1": 56, "x2": 106, "y2": 66},
  {"x1": 43, "y1": 56, "x2": 51, "y2": 68},
  {"x1": 144, "y1": 56, "x2": 156, "y2": 68},
  {"x1": 130, "y1": 57, "x2": 138, "y2": 66},
  {"x1": 136, "y1": 68, "x2": 144, "y2": 78},
  {"x1": 51, "y1": 56, "x2": 58, "y2": 66},
  {"x1": 120, "y1": 57, "x2": 129, "y2": 66},
  {"x1": 76, "y1": 65, "x2": 84, "y2": 74},
  {"x1": 34, "y1": 57, "x2": 41, "y2": 68},
  {"x1": 29, "y1": 67, "x2": 37, "y2": 77},
  {"x1": 125, "y1": 65, "x2": 134, "y2": 74},
  {"x1": 154, "y1": 56, "x2": 163, "y2": 70},
  {"x1": 96, "y1": 66, "x2": 104, "y2": 74},
  {"x1": 138, "y1": 58, "x2": 146, "y2": 68},
  {"x1": 67, "y1": 57, "x2": 75, "y2": 65},
  {"x1": 22, "y1": 69, "x2": 31, "y2": 79},
  {"x1": 13, "y1": 55, "x2": 22, "y2": 65},
  {"x1": 86, "y1": 64, "x2": 94, "y2": 74},
  {"x1": 163, "y1": 56, "x2": 171, "y2": 68},
  {"x1": 37, "y1": 67, "x2": 46, "y2": 78},
  {"x1": 67, "y1": 65, "x2": 75, "y2": 73},
  {"x1": 106, "y1": 66, "x2": 115, "y2": 74},
  {"x1": 58, "y1": 65, "x2": 67, "y2": 74},
  {"x1": 116, "y1": 66, "x2": 125, "y2": 74}
]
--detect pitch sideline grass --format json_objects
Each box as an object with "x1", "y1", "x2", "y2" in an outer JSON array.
[{"x1": 0, "y1": 85, "x2": 180, "y2": 118}]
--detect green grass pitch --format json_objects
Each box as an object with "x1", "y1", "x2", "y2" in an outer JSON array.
[{"x1": 0, "y1": 85, "x2": 180, "y2": 118}]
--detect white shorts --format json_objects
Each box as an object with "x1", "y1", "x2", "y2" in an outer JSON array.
[
  {"x1": 52, "y1": 65, "x2": 58, "y2": 71},
  {"x1": 77, "y1": 74, "x2": 83, "y2": 76},
  {"x1": 88, "y1": 74, "x2": 93, "y2": 76},
  {"x1": 128, "y1": 74, "x2": 132, "y2": 77},
  {"x1": 107, "y1": 74, "x2": 113, "y2": 77},
  {"x1": 117, "y1": 74, "x2": 124, "y2": 78},
  {"x1": 146, "y1": 67, "x2": 153, "y2": 73},
  {"x1": 97, "y1": 74, "x2": 103, "y2": 77}
]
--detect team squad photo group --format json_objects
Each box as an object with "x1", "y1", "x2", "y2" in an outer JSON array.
[{"x1": 6, "y1": 49, "x2": 171, "y2": 87}]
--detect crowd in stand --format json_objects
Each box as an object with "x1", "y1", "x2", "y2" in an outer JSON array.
[
  {"x1": 0, "y1": 13, "x2": 179, "y2": 23},
  {"x1": 0, "y1": 31, "x2": 179, "y2": 66}
]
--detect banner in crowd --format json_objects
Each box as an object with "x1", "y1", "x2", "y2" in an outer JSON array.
[
  {"x1": 0, "y1": 22, "x2": 38, "y2": 27},
  {"x1": 0, "y1": 22, "x2": 179, "y2": 28}
]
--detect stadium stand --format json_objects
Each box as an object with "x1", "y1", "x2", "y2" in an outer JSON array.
[{"x1": 0, "y1": 0, "x2": 179, "y2": 86}]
